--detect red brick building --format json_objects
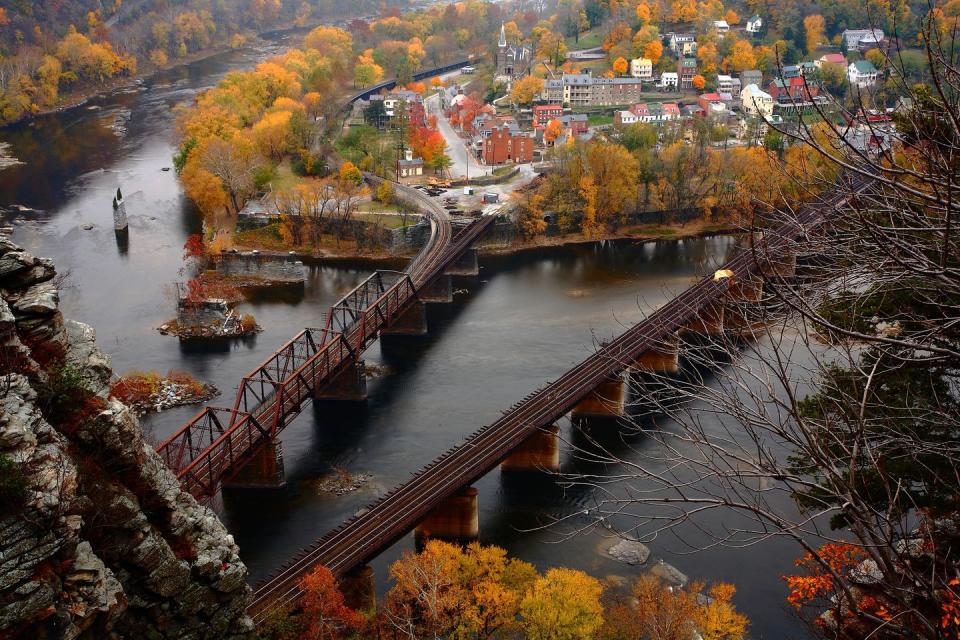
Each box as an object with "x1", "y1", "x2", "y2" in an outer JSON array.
[
  {"x1": 533, "y1": 104, "x2": 563, "y2": 129},
  {"x1": 482, "y1": 124, "x2": 534, "y2": 165}
]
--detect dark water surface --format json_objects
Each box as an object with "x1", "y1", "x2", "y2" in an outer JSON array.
[{"x1": 1, "y1": 42, "x2": 810, "y2": 640}]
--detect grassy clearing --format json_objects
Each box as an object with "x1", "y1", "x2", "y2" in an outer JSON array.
[
  {"x1": 354, "y1": 212, "x2": 417, "y2": 229},
  {"x1": 269, "y1": 160, "x2": 301, "y2": 192},
  {"x1": 566, "y1": 28, "x2": 603, "y2": 50},
  {"x1": 587, "y1": 114, "x2": 614, "y2": 126}
]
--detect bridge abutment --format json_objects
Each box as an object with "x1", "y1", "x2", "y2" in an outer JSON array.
[
  {"x1": 381, "y1": 301, "x2": 428, "y2": 337},
  {"x1": 415, "y1": 486, "x2": 479, "y2": 545},
  {"x1": 681, "y1": 302, "x2": 725, "y2": 337},
  {"x1": 571, "y1": 374, "x2": 626, "y2": 419},
  {"x1": 727, "y1": 274, "x2": 764, "y2": 302},
  {"x1": 445, "y1": 248, "x2": 479, "y2": 277},
  {"x1": 222, "y1": 440, "x2": 286, "y2": 490},
  {"x1": 314, "y1": 360, "x2": 368, "y2": 402},
  {"x1": 501, "y1": 425, "x2": 561, "y2": 472},
  {"x1": 339, "y1": 564, "x2": 376, "y2": 612}
]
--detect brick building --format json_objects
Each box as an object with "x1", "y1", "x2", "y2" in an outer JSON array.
[
  {"x1": 533, "y1": 104, "x2": 563, "y2": 129},
  {"x1": 481, "y1": 124, "x2": 534, "y2": 165}
]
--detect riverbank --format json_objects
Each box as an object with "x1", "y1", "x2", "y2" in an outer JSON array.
[{"x1": 483, "y1": 218, "x2": 742, "y2": 256}]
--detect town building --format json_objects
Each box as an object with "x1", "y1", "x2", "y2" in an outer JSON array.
[
  {"x1": 396, "y1": 149, "x2": 424, "y2": 179},
  {"x1": 677, "y1": 58, "x2": 698, "y2": 88},
  {"x1": 713, "y1": 20, "x2": 730, "y2": 34},
  {"x1": 614, "y1": 102, "x2": 681, "y2": 124},
  {"x1": 740, "y1": 83, "x2": 774, "y2": 119},
  {"x1": 746, "y1": 14, "x2": 762, "y2": 35},
  {"x1": 816, "y1": 53, "x2": 847, "y2": 68},
  {"x1": 630, "y1": 57, "x2": 654, "y2": 80},
  {"x1": 558, "y1": 113, "x2": 589, "y2": 137},
  {"x1": 716, "y1": 74, "x2": 741, "y2": 96},
  {"x1": 669, "y1": 33, "x2": 696, "y2": 55},
  {"x1": 698, "y1": 93, "x2": 727, "y2": 114},
  {"x1": 481, "y1": 123, "x2": 534, "y2": 164},
  {"x1": 659, "y1": 72, "x2": 679, "y2": 89},
  {"x1": 740, "y1": 69, "x2": 762, "y2": 88},
  {"x1": 541, "y1": 72, "x2": 646, "y2": 107},
  {"x1": 533, "y1": 104, "x2": 564, "y2": 129},
  {"x1": 496, "y1": 23, "x2": 532, "y2": 79},
  {"x1": 768, "y1": 76, "x2": 827, "y2": 111},
  {"x1": 848, "y1": 59, "x2": 879, "y2": 88},
  {"x1": 841, "y1": 28, "x2": 885, "y2": 52}
]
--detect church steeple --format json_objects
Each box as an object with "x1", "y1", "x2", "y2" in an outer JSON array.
[{"x1": 499, "y1": 22, "x2": 507, "y2": 48}]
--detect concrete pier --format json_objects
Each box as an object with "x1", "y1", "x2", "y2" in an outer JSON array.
[
  {"x1": 381, "y1": 301, "x2": 428, "y2": 336},
  {"x1": 339, "y1": 564, "x2": 375, "y2": 612},
  {"x1": 314, "y1": 360, "x2": 367, "y2": 402},
  {"x1": 501, "y1": 425, "x2": 560, "y2": 472},
  {"x1": 446, "y1": 248, "x2": 479, "y2": 277},
  {"x1": 222, "y1": 440, "x2": 285, "y2": 490},
  {"x1": 571, "y1": 374, "x2": 627, "y2": 419},
  {"x1": 415, "y1": 487, "x2": 479, "y2": 544}
]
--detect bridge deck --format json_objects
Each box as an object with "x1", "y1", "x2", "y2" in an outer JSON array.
[{"x1": 247, "y1": 175, "x2": 871, "y2": 623}]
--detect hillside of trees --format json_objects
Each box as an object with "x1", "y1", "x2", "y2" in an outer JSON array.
[{"x1": 0, "y1": 0, "x2": 389, "y2": 125}]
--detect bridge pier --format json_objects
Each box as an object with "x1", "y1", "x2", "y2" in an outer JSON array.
[
  {"x1": 727, "y1": 275, "x2": 764, "y2": 302},
  {"x1": 681, "y1": 302, "x2": 725, "y2": 337},
  {"x1": 501, "y1": 425, "x2": 560, "y2": 472},
  {"x1": 222, "y1": 440, "x2": 286, "y2": 490},
  {"x1": 338, "y1": 564, "x2": 375, "y2": 612},
  {"x1": 759, "y1": 249, "x2": 797, "y2": 279},
  {"x1": 629, "y1": 334, "x2": 680, "y2": 374},
  {"x1": 314, "y1": 360, "x2": 367, "y2": 402},
  {"x1": 415, "y1": 486, "x2": 479, "y2": 545},
  {"x1": 381, "y1": 301, "x2": 428, "y2": 337},
  {"x1": 419, "y1": 274, "x2": 453, "y2": 303},
  {"x1": 445, "y1": 248, "x2": 479, "y2": 277},
  {"x1": 571, "y1": 374, "x2": 626, "y2": 420}
]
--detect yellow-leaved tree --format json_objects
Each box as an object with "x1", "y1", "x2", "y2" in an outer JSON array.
[{"x1": 520, "y1": 567, "x2": 605, "y2": 640}]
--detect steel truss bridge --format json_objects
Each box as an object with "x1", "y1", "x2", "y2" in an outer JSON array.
[{"x1": 156, "y1": 179, "x2": 494, "y2": 499}]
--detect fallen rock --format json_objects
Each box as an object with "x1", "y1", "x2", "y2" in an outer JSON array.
[
  {"x1": 649, "y1": 560, "x2": 688, "y2": 586},
  {"x1": 606, "y1": 539, "x2": 651, "y2": 566}
]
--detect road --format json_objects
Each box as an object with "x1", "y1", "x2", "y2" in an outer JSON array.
[{"x1": 426, "y1": 90, "x2": 487, "y2": 180}]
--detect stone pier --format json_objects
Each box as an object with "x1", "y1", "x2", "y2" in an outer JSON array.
[
  {"x1": 415, "y1": 487, "x2": 479, "y2": 545},
  {"x1": 682, "y1": 302, "x2": 725, "y2": 336},
  {"x1": 314, "y1": 360, "x2": 367, "y2": 402},
  {"x1": 339, "y1": 564, "x2": 375, "y2": 612},
  {"x1": 222, "y1": 440, "x2": 286, "y2": 490},
  {"x1": 759, "y1": 250, "x2": 797, "y2": 279},
  {"x1": 571, "y1": 374, "x2": 627, "y2": 419},
  {"x1": 381, "y1": 301, "x2": 428, "y2": 337},
  {"x1": 727, "y1": 275, "x2": 764, "y2": 302},
  {"x1": 445, "y1": 248, "x2": 479, "y2": 277},
  {"x1": 418, "y1": 274, "x2": 452, "y2": 303},
  {"x1": 630, "y1": 334, "x2": 680, "y2": 374},
  {"x1": 501, "y1": 425, "x2": 560, "y2": 472}
]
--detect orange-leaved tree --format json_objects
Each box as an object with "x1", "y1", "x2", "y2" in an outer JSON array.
[{"x1": 299, "y1": 565, "x2": 364, "y2": 640}]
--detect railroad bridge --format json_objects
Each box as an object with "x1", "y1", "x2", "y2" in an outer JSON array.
[
  {"x1": 246, "y1": 174, "x2": 873, "y2": 623},
  {"x1": 156, "y1": 178, "x2": 495, "y2": 499}
]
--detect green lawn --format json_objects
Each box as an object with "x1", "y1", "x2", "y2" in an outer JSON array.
[
  {"x1": 269, "y1": 160, "x2": 301, "y2": 192},
  {"x1": 587, "y1": 114, "x2": 614, "y2": 126},
  {"x1": 566, "y1": 28, "x2": 604, "y2": 50},
  {"x1": 354, "y1": 212, "x2": 419, "y2": 229}
]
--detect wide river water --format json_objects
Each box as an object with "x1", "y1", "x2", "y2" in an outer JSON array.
[{"x1": 0, "y1": 36, "x2": 812, "y2": 639}]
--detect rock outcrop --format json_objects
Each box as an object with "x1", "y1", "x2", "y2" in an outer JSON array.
[{"x1": 0, "y1": 237, "x2": 252, "y2": 639}]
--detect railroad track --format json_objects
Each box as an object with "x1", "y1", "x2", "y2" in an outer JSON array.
[{"x1": 247, "y1": 174, "x2": 873, "y2": 623}]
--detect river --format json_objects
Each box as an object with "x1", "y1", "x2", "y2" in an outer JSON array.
[{"x1": 0, "y1": 38, "x2": 811, "y2": 640}]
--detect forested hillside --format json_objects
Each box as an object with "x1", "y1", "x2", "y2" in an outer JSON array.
[{"x1": 0, "y1": 0, "x2": 389, "y2": 125}]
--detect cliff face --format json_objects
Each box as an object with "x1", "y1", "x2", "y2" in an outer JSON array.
[{"x1": 0, "y1": 237, "x2": 252, "y2": 639}]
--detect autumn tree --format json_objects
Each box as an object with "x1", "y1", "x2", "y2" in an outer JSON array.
[
  {"x1": 510, "y1": 75, "x2": 545, "y2": 105},
  {"x1": 612, "y1": 56, "x2": 628, "y2": 76},
  {"x1": 723, "y1": 39, "x2": 756, "y2": 73},
  {"x1": 544, "y1": 118, "x2": 564, "y2": 145},
  {"x1": 691, "y1": 74, "x2": 706, "y2": 90},
  {"x1": 520, "y1": 568, "x2": 604, "y2": 640},
  {"x1": 299, "y1": 565, "x2": 364, "y2": 639},
  {"x1": 803, "y1": 14, "x2": 825, "y2": 55}
]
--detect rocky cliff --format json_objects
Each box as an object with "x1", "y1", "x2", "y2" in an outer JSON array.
[{"x1": 0, "y1": 237, "x2": 252, "y2": 639}]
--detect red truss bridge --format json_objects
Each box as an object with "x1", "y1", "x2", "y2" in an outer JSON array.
[
  {"x1": 156, "y1": 178, "x2": 495, "y2": 499},
  {"x1": 246, "y1": 174, "x2": 874, "y2": 624}
]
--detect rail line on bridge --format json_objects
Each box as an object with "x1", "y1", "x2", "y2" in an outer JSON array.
[
  {"x1": 247, "y1": 174, "x2": 873, "y2": 624},
  {"x1": 156, "y1": 179, "x2": 494, "y2": 499}
]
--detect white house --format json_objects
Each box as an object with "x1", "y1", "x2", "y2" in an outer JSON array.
[
  {"x1": 741, "y1": 83, "x2": 774, "y2": 119},
  {"x1": 848, "y1": 60, "x2": 879, "y2": 88},
  {"x1": 630, "y1": 57, "x2": 654, "y2": 80},
  {"x1": 746, "y1": 14, "x2": 762, "y2": 34},
  {"x1": 713, "y1": 20, "x2": 730, "y2": 34},
  {"x1": 717, "y1": 74, "x2": 741, "y2": 96},
  {"x1": 841, "y1": 28, "x2": 885, "y2": 51},
  {"x1": 669, "y1": 33, "x2": 696, "y2": 55},
  {"x1": 614, "y1": 110, "x2": 639, "y2": 125},
  {"x1": 659, "y1": 72, "x2": 679, "y2": 89}
]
